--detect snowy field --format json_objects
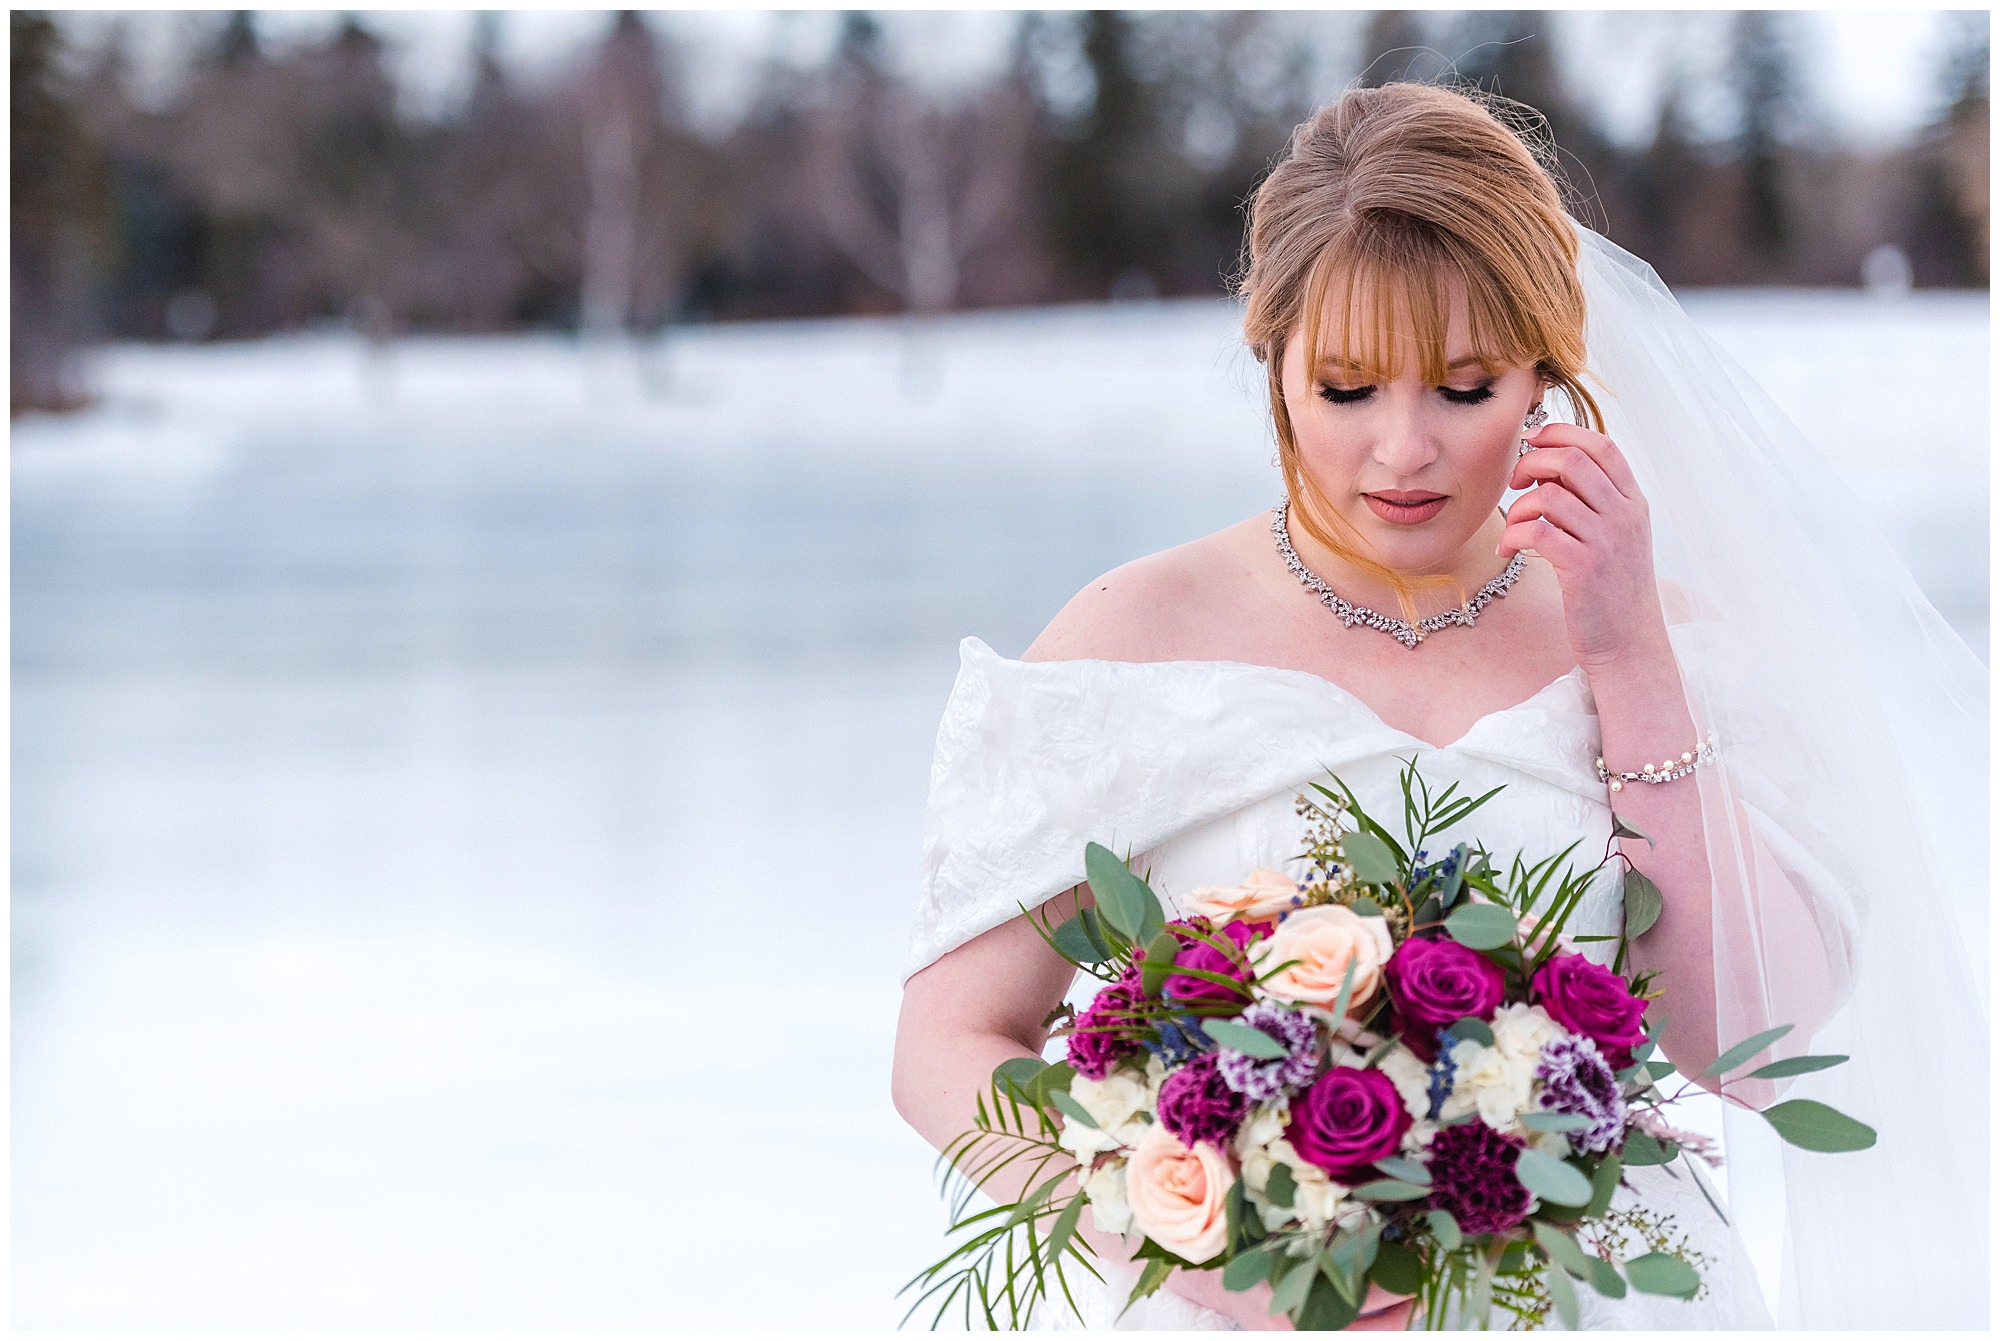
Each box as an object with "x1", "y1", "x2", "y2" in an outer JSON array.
[{"x1": 10, "y1": 291, "x2": 1987, "y2": 1328}]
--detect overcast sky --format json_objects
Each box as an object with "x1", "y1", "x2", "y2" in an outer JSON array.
[{"x1": 54, "y1": 8, "x2": 1975, "y2": 150}]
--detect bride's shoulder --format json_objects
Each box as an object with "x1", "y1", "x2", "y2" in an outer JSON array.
[{"x1": 1021, "y1": 514, "x2": 1267, "y2": 664}]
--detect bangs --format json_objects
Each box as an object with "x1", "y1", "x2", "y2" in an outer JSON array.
[{"x1": 1301, "y1": 218, "x2": 1538, "y2": 385}]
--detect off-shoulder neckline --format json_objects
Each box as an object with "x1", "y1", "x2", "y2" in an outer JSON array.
[{"x1": 959, "y1": 636, "x2": 1588, "y2": 754}]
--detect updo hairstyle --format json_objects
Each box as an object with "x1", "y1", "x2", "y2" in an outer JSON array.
[{"x1": 1238, "y1": 81, "x2": 1604, "y2": 616}]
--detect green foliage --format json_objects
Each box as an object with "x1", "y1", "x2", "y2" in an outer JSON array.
[
  {"x1": 1516, "y1": 1148, "x2": 1593, "y2": 1207},
  {"x1": 1621, "y1": 1129, "x2": 1679, "y2": 1166},
  {"x1": 1264, "y1": 1162, "x2": 1297, "y2": 1209},
  {"x1": 1760, "y1": 1098, "x2": 1878, "y2": 1152},
  {"x1": 1445, "y1": 900, "x2": 1518, "y2": 949},
  {"x1": 1369, "y1": 1238, "x2": 1425, "y2": 1296},
  {"x1": 1704, "y1": 1023, "x2": 1793, "y2": 1077},
  {"x1": 1222, "y1": 1247, "x2": 1272, "y2": 1293},
  {"x1": 1623, "y1": 1251, "x2": 1701, "y2": 1298},
  {"x1": 1622, "y1": 867, "x2": 1665, "y2": 938},
  {"x1": 1352, "y1": 1178, "x2": 1430, "y2": 1201},
  {"x1": 1746, "y1": 1053, "x2": 1849, "y2": 1079},
  {"x1": 1341, "y1": 829, "x2": 1402, "y2": 886},
  {"x1": 1204, "y1": 1017, "x2": 1288, "y2": 1058},
  {"x1": 1084, "y1": 841, "x2": 1164, "y2": 946}
]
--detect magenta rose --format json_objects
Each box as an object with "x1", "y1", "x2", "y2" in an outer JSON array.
[
  {"x1": 1383, "y1": 934, "x2": 1508, "y2": 1061},
  {"x1": 1163, "y1": 919, "x2": 1261, "y2": 1005},
  {"x1": 1532, "y1": 952, "x2": 1648, "y2": 1069},
  {"x1": 1284, "y1": 1066, "x2": 1412, "y2": 1183}
]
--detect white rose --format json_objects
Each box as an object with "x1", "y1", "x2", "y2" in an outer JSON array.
[
  {"x1": 1080, "y1": 1157, "x2": 1133, "y2": 1235},
  {"x1": 1375, "y1": 1042, "x2": 1435, "y2": 1123},
  {"x1": 1069, "y1": 1064, "x2": 1158, "y2": 1147}
]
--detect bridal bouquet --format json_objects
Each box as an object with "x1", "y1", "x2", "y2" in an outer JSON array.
[{"x1": 903, "y1": 764, "x2": 1874, "y2": 1330}]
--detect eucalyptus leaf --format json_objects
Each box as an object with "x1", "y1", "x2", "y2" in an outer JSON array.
[
  {"x1": 1747, "y1": 1053, "x2": 1849, "y2": 1080},
  {"x1": 1341, "y1": 829, "x2": 1403, "y2": 886},
  {"x1": 1317, "y1": 1249, "x2": 1359, "y2": 1307},
  {"x1": 1351, "y1": 895, "x2": 1383, "y2": 916},
  {"x1": 1620, "y1": 1130, "x2": 1678, "y2": 1166},
  {"x1": 1445, "y1": 901, "x2": 1519, "y2": 950},
  {"x1": 1533, "y1": 1222, "x2": 1595, "y2": 1278},
  {"x1": 992, "y1": 1056, "x2": 1044, "y2": 1105},
  {"x1": 1298, "y1": 1272, "x2": 1363, "y2": 1329},
  {"x1": 1352, "y1": 1178, "x2": 1430, "y2": 1201},
  {"x1": 1547, "y1": 1258, "x2": 1581, "y2": 1328},
  {"x1": 1269, "y1": 1255, "x2": 1316, "y2": 1315},
  {"x1": 1519, "y1": 1110, "x2": 1593, "y2": 1133},
  {"x1": 1140, "y1": 930, "x2": 1181, "y2": 999},
  {"x1": 1052, "y1": 912, "x2": 1114, "y2": 965},
  {"x1": 1622, "y1": 868, "x2": 1665, "y2": 939},
  {"x1": 1704, "y1": 1024, "x2": 1795, "y2": 1078},
  {"x1": 1369, "y1": 1240, "x2": 1425, "y2": 1297},
  {"x1": 1224, "y1": 1248, "x2": 1273, "y2": 1293},
  {"x1": 1265, "y1": 1163, "x2": 1297, "y2": 1209},
  {"x1": 1608, "y1": 813, "x2": 1652, "y2": 846},
  {"x1": 1586, "y1": 1154, "x2": 1623, "y2": 1218},
  {"x1": 1760, "y1": 1099, "x2": 1878, "y2": 1152},
  {"x1": 1426, "y1": 1207, "x2": 1462, "y2": 1252},
  {"x1": 1205, "y1": 1018, "x2": 1289, "y2": 1059},
  {"x1": 1516, "y1": 1149, "x2": 1593, "y2": 1207},
  {"x1": 1050, "y1": 1089, "x2": 1098, "y2": 1129},
  {"x1": 1085, "y1": 842, "x2": 1154, "y2": 944},
  {"x1": 1624, "y1": 1251, "x2": 1701, "y2": 1298},
  {"x1": 1446, "y1": 1016, "x2": 1495, "y2": 1048},
  {"x1": 1588, "y1": 1256, "x2": 1627, "y2": 1299},
  {"x1": 1373, "y1": 1155, "x2": 1433, "y2": 1186}
]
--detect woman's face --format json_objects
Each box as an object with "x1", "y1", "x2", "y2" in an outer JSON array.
[{"x1": 1278, "y1": 287, "x2": 1543, "y2": 578}]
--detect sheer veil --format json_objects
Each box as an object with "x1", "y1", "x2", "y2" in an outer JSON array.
[{"x1": 1572, "y1": 226, "x2": 1988, "y2": 1329}]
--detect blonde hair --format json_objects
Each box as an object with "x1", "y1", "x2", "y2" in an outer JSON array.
[{"x1": 1238, "y1": 81, "x2": 1604, "y2": 619}]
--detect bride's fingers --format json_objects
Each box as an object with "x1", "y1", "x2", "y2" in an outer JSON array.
[
  {"x1": 1524, "y1": 422, "x2": 1643, "y2": 500},
  {"x1": 1504, "y1": 480, "x2": 1599, "y2": 541},
  {"x1": 1498, "y1": 513, "x2": 1586, "y2": 563},
  {"x1": 1509, "y1": 445, "x2": 1619, "y2": 513}
]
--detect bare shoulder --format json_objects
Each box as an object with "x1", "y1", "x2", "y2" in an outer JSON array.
[{"x1": 1022, "y1": 515, "x2": 1268, "y2": 664}]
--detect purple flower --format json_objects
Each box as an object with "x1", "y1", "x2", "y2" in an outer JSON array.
[
  {"x1": 1157, "y1": 1053, "x2": 1252, "y2": 1148},
  {"x1": 1163, "y1": 919, "x2": 1261, "y2": 1005},
  {"x1": 1216, "y1": 1000, "x2": 1319, "y2": 1103},
  {"x1": 1384, "y1": 935, "x2": 1508, "y2": 1062},
  {"x1": 1285, "y1": 1066, "x2": 1411, "y2": 1183},
  {"x1": 1535, "y1": 1033, "x2": 1627, "y2": 1154},
  {"x1": 1066, "y1": 968, "x2": 1143, "y2": 1080},
  {"x1": 1424, "y1": 1120, "x2": 1533, "y2": 1236},
  {"x1": 1533, "y1": 953, "x2": 1647, "y2": 1070}
]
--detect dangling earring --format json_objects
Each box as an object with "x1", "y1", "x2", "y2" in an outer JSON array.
[{"x1": 1518, "y1": 402, "x2": 1548, "y2": 457}]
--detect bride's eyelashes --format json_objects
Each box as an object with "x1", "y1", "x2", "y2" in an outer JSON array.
[{"x1": 1313, "y1": 382, "x2": 1499, "y2": 406}]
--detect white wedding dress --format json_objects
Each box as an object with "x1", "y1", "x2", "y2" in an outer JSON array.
[{"x1": 908, "y1": 628, "x2": 1783, "y2": 1330}]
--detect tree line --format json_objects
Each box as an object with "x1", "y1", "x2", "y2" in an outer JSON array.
[{"x1": 12, "y1": 10, "x2": 1989, "y2": 414}]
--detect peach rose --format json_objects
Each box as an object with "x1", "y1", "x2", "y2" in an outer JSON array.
[
  {"x1": 1252, "y1": 905, "x2": 1394, "y2": 1015},
  {"x1": 1182, "y1": 868, "x2": 1299, "y2": 926},
  {"x1": 1123, "y1": 1123, "x2": 1234, "y2": 1264}
]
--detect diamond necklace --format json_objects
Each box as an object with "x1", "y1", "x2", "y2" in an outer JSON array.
[{"x1": 1270, "y1": 499, "x2": 1526, "y2": 650}]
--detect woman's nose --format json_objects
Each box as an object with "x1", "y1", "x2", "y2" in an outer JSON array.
[{"x1": 1372, "y1": 410, "x2": 1438, "y2": 476}]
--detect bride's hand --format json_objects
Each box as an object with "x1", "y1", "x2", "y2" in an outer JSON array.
[{"x1": 1499, "y1": 422, "x2": 1671, "y2": 672}]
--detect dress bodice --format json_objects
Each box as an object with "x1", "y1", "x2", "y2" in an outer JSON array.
[{"x1": 908, "y1": 634, "x2": 1638, "y2": 981}]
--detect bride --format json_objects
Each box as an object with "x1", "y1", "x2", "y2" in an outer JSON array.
[{"x1": 892, "y1": 82, "x2": 1986, "y2": 1330}]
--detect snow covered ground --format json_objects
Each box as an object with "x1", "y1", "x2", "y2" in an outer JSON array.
[{"x1": 10, "y1": 291, "x2": 1986, "y2": 1327}]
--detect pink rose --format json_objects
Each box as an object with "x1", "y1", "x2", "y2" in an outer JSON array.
[
  {"x1": 1183, "y1": 868, "x2": 1300, "y2": 926},
  {"x1": 1123, "y1": 1123, "x2": 1235, "y2": 1264},
  {"x1": 1532, "y1": 952, "x2": 1648, "y2": 1069},
  {"x1": 1250, "y1": 905, "x2": 1394, "y2": 1015},
  {"x1": 1383, "y1": 935, "x2": 1508, "y2": 1062}
]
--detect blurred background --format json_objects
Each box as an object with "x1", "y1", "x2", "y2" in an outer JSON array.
[{"x1": 11, "y1": 8, "x2": 1989, "y2": 1329}]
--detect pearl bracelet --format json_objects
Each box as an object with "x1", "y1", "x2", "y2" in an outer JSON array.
[{"x1": 1594, "y1": 730, "x2": 1718, "y2": 793}]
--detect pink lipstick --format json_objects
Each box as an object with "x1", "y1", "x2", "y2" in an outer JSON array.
[{"x1": 1364, "y1": 490, "x2": 1448, "y2": 525}]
